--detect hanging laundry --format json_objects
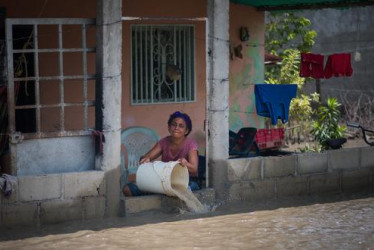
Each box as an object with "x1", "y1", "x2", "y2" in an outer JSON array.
[
  {"x1": 300, "y1": 53, "x2": 325, "y2": 79},
  {"x1": 324, "y1": 53, "x2": 353, "y2": 78},
  {"x1": 255, "y1": 84, "x2": 297, "y2": 125}
]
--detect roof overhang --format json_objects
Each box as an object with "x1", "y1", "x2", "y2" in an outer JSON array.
[{"x1": 230, "y1": 0, "x2": 374, "y2": 11}]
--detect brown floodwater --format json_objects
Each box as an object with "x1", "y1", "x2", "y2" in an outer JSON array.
[{"x1": 1, "y1": 191, "x2": 373, "y2": 250}]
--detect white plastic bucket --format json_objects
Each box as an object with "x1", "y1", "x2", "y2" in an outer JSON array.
[{"x1": 136, "y1": 161, "x2": 189, "y2": 196}]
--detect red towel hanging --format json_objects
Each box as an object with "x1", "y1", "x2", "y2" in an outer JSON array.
[
  {"x1": 300, "y1": 53, "x2": 324, "y2": 79},
  {"x1": 324, "y1": 53, "x2": 353, "y2": 78}
]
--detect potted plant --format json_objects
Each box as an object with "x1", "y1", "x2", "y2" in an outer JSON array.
[{"x1": 310, "y1": 97, "x2": 347, "y2": 150}]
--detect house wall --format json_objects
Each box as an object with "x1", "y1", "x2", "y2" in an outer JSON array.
[
  {"x1": 3, "y1": 1, "x2": 98, "y2": 176},
  {"x1": 4, "y1": 0, "x2": 96, "y2": 18},
  {"x1": 122, "y1": 0, "x2": 207, "y2": 154},
  {"x1": 0, "y1": 0, "x2": 119, "y2": 225},
  {"x1": 1, "y1": 0, "x2": 208, "y2": 173},
  {"x1": 299, "y1": 6, "x2": 374, "y2": 115},
  {"x1": 229, "y1": 4, "x2": 265, "y2": 133},
  {"x1": 0, "y1": 0, "x2": 211, "y2": 226},
  {"x1": 3, "y1": 0, "x2": 267, "y2": 158}
]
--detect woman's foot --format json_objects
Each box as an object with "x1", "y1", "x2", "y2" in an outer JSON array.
[{"x1": 122, "y1": 184, "x2": 132, "y2": 196}]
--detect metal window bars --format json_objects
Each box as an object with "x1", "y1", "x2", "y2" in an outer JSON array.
[
  {"x1": 6, "y1": 18, "x2": 96, "y2": 139},
  {"x1": 131, "y1": 24, "x2": 195, "y2": 105}
]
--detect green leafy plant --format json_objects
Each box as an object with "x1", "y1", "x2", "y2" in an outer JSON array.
[
  {"x1": 310, "y1": 98, "x2": 346, "y2": 150},
  {"x1": 266, "y1": 12, "x2": 317, "y2": 56},
  {"x1": 288, "y1": 93, "x2": 319, "y2": 135},
  {"x1": 266, "y1": 49, "x2": 305, "y2": 88},
  {"x1": 265, "y1": 12, "x2": 317, "y2": 86},
  {"x1": 299, "y1": 143, "x2": 322, "y2": 153}
]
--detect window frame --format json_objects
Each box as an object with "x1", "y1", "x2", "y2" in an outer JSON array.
[{"x1": 130, "y1": 24, "x2": 196, "y2": 105}]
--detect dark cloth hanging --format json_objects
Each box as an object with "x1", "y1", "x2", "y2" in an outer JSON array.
[
  {"x1": 324, "y1": 53, "x2": 353, "y2": 78},
  {"x1": 255, "y1": 84, "x2": 297, "y2": 125},
  {"x1": 300, "y1": 53, "x2": 325, "y2": 79}
]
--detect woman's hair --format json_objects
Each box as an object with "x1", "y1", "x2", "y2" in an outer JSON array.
[{"x1": 168, "y1": 111, "x2": 192, "y2": 136}]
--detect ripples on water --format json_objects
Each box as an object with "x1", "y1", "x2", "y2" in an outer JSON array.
[{"x1": 1, "y1": 191, "x2": 373, "y2": 250}]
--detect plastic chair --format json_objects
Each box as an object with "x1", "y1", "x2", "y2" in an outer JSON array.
[
  {"x1": 229, "y1": 127, "x2": 260, "y2": 158},
  {"x1": 120, "y1": 126, "x2": 160, "y2": 189}
]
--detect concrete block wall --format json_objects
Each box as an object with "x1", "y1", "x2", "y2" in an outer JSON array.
[
  {"x1": 0, "y1": 170, "x2": 107, "y2": 227},
  {"x1": 227, "y1": 147, "x2": 374, "y2": 201},
  {"x1": 1, "y1": 147, "x2": 373, "y2": 227}
]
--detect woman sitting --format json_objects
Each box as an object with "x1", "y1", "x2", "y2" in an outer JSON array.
[{"x1": 123, "y1": 111, "x2": 200, "y2": 196}]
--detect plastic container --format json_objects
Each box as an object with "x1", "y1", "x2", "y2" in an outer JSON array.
[
  {"x1": 136, "y1": 161, "x2": 189, "y2": 196},
  {"x1": 255, "y1": 128, "x2": 285, "y2": 150}
]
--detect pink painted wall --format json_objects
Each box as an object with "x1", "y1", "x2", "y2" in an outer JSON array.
[
  {"x1": 4, "y1": 0, "x2": 96, "y2": 18},
  {"x1": 3, "y1": 1, "x2": 267, "y2": 153},
  {"x1": 122, "y1": 0, "x2": 207, "y2": 153},
  {"x1": 3, "y1": 0, "x2": 207, "y2": 152},
  {"x1": 229, "y1": 3, "x2": 265, "y2": 133}
]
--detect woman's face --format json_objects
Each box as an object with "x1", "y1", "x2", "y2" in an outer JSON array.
[{"x1": 168, "y1": 117, "x2": 189, "y2": 138}]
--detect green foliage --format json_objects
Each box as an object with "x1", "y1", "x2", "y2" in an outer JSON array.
[
  {"x1": 265, "y1": 12, "x2": 317, "y2": 86},
  {"x1": 266, "y1": 49, "x2": 304, "y2": 87},
  {"x1": 310, "y1": 98, "x2": 347, "y2": 150},
  {"x1": 288, "y1": 92, "x2": 319, "y2": 143},
  {"x1": 289, "y1": 93, "x2": 317, "y2": 123},
  {"x1": 266, "y1": 12, "x2": 317, "y2": 56},
  {"x1": 299, "y1": 143, "x2": 322, "y2": 153}
]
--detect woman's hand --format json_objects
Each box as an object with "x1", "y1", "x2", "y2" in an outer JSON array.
[
  {"x1": 178, "y1": 158, "x2": 189, "y2": 167},
  {"x1": 139, "y1": 156, "x2": 151, "y2": 164},
  {"x1": 138, "y1": 143, "x2": 162, "y2": 165},
  {"x1": 178, "y1": 156, "x2": 198, "y2": 176}
]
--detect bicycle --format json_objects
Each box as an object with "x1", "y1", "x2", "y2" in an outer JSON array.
[{"x1": 346, "y1": 123, "x2": 374, "y2": 147}]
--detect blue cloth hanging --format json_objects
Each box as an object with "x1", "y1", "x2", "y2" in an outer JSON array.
[{"x1": 255, "y1": 84, "x2": 297, "y2": 125}]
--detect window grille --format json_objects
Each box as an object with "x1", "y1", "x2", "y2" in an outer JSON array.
[
  {"x1": 6, "y1": 18, "x2": 96, "y2": 139},
  {"x1": 131, "y1": 24, "x2": 195, "y2": 105}
]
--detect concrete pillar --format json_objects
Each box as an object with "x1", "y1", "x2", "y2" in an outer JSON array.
[
  {"x1": 206, "y1": 0, "x2": 230, "y2": 199},
  {"x1": 96, "y1": 0, "x2": 122, "y2": 217}
]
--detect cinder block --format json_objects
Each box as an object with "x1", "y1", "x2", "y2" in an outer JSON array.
[
  {"x1": 227, "y1": 183, "x2": 242, "y2": 201},
  {"x1": 18, "y1": 174, "x2": 62, "y2": 201},
  {"x1": 361, "y1": 147, "x2": 374, "y2": 168},
  {"x1": 63, "y1": 171, "x2": 105, "y2": 199},
  {"x1": 229, "y1": 180, "x2": 275, "y2": 201},
  {"x1": 310, "y1": 173, "x2": 340, "y2": 194},
  {"x1": 341, "y1": 169, "x2": 372, "y2": 192},
  {"x1": 40, "y1": 199, "x2": 83, "y2": 225},
  {"x1": 83, "y1": 196, "x2": 106, "y2": 220},
  {"x1": 328, "y1": 148, "x2": 360, "y2": 171},
  {"x1": 1, "y1": 202, "x2": 37, "y2": 227},
  {"x1": 297, "y1": 152, "x2": 328, "y2": 175},
  {"x1": 264, "y1": 155, "x2": 296, "y2": 178},
  {"x1": 227, "y1": 157, "x2": 262, "y2": 181},
  {"x1": 277, "y1": 176, "x2": 308, "y2": 197},
  {"x1": 125, "y1": 195, "x2": 161, "y2": 214}
]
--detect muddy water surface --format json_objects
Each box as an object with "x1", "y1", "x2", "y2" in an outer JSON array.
[{"x1": 1, "y1": 191, "x2": 373, "y2": 249}]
